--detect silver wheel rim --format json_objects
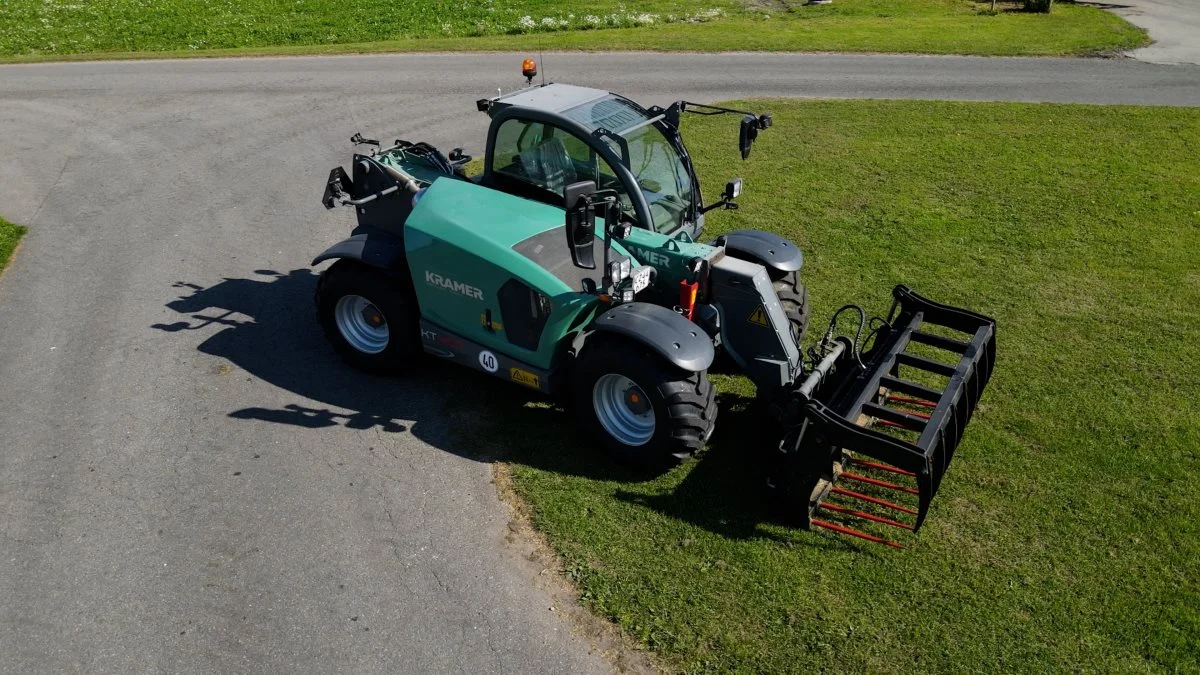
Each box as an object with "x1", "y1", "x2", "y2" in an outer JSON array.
[
  {"x1": 592, "y1": 374, "x2": 655, "y2": 446},
  {"x1": 334, "y1": 294, "x2": 389, "y2": 355}
]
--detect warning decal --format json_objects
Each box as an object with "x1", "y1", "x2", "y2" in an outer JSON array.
[
  {"x1": 510, "y1": 367, "x2": 541, "y2": 389},
  {"x1": 747, "y1": 305, "x2": 770, "y2": 327}
]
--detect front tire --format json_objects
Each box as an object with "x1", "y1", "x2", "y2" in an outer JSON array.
[
  {"x1": 716, "y1": 251, "x2": 810, "y2": 369},
  {"x1": 315, "y1": 260, "x2": 419, "y2": 375},
  {"x1": 572, "y1": 338, "x2": 717, "y2": 472},
  {"x1": 772, "y1": 268, "x2": 810, "y2": 346}
]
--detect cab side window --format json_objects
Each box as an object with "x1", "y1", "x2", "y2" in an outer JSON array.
[
  {"x1": 492, "y1": 119, "x2": 544, "y2": 177},
  {"x1": 493, "y1": 119, "x2": 605, "y2": 198}
]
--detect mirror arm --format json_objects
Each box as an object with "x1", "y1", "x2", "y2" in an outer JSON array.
[
  {"x1": 678, "y1": 101, "x2": 750, "y2": 116},
  {"x1": 678, "y1": 101, "x2": 771, "y2": 128},
  {"x1": 601, "y1": 200, "x2": 613, "y2": 294},
  {"x1": 700, "y1": 199, "x2": 738, "y2": 214}
]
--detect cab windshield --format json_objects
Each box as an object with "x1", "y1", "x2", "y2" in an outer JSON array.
[{"x1": 561, "y1": 95, "x2": 693, "y2": 233}]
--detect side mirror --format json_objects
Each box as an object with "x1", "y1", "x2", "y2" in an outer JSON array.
[
  {"x1": 739, "y1": 115, "x2": 759, "y2": 160},
  {"x1": 701, "y1": 177, "x2": 745, "y2": 214},
  {"x1": 738, "y1": 114, "x2": 771, "y2": 160},
  {"x1": 724, "y1": 178, "x2": 743, "y2": 201},
  {"x1": 563, "y1": 181, "x2": 598, "y2": 270}
]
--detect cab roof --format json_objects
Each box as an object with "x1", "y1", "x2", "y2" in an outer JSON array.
[{"x1": 488, "y1": 83, "x2": 611, "y2": 115}]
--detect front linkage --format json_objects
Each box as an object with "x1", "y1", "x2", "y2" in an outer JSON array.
[{"x1": 767, "y1": 286, "x2": 997, "y2": 548}]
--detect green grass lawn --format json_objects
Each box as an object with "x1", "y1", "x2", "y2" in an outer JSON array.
[
  {"x1": 444, "y1": 100, "x2": 1200, "y2": 671},
  {"x1": 0, "y1": 0, "x2": 1146, "y2": 61},
  {"x1": 0, "y1": 216, "x2": 26, "y2": 274}
]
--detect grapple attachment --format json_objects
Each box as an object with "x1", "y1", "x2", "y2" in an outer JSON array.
[{"x1": 772, "y1": 285, "x2": 996, "y2": 546}]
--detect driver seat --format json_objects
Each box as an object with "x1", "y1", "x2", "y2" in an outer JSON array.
[{"x1": 518, "y1": 137, "x2": 577, "y2": 195}]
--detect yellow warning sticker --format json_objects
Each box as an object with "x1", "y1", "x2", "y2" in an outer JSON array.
[
  {"x1": 748, "y1": 305, "x2": 770, "y2": 327},
  {"x1": 510, "y1": 367, "x2": 541, "y2": 389}
]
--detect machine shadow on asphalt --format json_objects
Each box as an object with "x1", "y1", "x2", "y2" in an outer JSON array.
[
  {"x1": 149, "y1": 268, "x2": 836, "y2": 541},
  {"x1": 151, "y1": 268, "x2": 653, "y2": 482}
]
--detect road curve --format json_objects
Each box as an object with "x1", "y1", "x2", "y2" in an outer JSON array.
[
  {"x1": 1098, "y1": 0, "x2": 1200, "y2": 66},
  {"x1": 1, "y1": 52, "x2": 1198, "y2": 673}
]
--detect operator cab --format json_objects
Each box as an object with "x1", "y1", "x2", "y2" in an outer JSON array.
[{"x1": 479, "y1": 83, "x2": 705, "y2": 239}]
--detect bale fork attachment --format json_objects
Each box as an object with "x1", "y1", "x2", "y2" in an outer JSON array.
[{"x1": 773, "y1": 285, "x2": 997, "y2": 547}]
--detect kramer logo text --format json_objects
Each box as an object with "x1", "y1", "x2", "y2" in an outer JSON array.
[
  {"x1": 631, "y1": 247, "x2": 670, "y2": 268},
  {"x1": 425, "y1": 271, "x2": 484, "y2": 300}
]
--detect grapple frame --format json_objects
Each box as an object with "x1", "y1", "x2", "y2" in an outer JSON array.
[{"x1": 773, "y1": 286, "x2": 997, "y2": 545}]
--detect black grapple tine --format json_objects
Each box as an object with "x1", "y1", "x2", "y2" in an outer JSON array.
[{"x1": 785, "y1": 286, "x2": 997, "y2": 536}]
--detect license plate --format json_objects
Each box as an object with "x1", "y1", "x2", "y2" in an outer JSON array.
[{"x1": 631, "y1": 265, "x2": 652, "y2": 294}]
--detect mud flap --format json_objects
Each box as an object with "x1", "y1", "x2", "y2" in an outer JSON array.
[{"x1": 773, "y1": 285, "x2": 996, "y2": 541}]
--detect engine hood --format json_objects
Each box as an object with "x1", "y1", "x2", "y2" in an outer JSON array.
[{"x1": 405, "y1": 177, "x2": 634, "y2": 294}]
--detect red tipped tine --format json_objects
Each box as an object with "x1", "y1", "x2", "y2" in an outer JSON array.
[
  {"x1": 850, "y1": 459, "x2": 915, "y2": 477},
  {"x1": 812, "y1": 518, "x2": 903, "y2": 549},
  {"x1": 887, "y1": 395, "x2": 936, "y2": 408},
  {"x1": 832, "y1": 487, "x2": 918, "y2": 515},
  {"x1": 841, "y1": 472, "x2": 920, "y2": 495},
  {"x1": 819, "y1": 502, "x2": 914, "y2": 530}
]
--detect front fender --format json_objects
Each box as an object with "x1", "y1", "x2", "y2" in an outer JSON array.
[
  {"x1": 311, "y1": 231, "x2": 408, "y2": 273},
  {"x1": 592, "y1": 302, "x2": 714, "y2": 372},
  {"x1": 714, "y1": 229, "x2": 803, "y2": 274}
]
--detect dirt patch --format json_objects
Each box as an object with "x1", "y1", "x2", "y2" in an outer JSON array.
[
  {"x1": 741, "y1": 0, "x2": 794, "y2": 11},
  {"x1": 0, "y1": 237, "x2": 25, "y2": 284},
  {"x1": 491, "y1": 462, "x2": 658, "y2": 674}
]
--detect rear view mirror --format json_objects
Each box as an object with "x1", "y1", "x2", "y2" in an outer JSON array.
[
  {"x1": 739, "y1": 115, "x2": 759, "y2": 160},
  {"x1": 724, "y1": 178, "x2": 743, "y2": 201},
  {"x1": 739, "y1": 114, "x2": 771, "y2": 160},
  {"x1": 563, "y1": 180, "x2": 598, "y2": 270}
]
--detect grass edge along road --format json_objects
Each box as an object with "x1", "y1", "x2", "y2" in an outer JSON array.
[
  {"x1": 0, "y1": 0, "x2": 1147, "y2": 63},
  {"x1": 0, "y1": 216, "x2": 26, "y2": 275},
  {"x1": 442, "y1": 99, "x2": 1200, "y2": 672}
]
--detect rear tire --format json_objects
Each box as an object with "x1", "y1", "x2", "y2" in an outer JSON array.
[
  {"x1": 572, "y1": 338, "x2": 716, "y2": 472},
  {"x1": 316, "y1": 260, "x2": 419, "y2": 375}
]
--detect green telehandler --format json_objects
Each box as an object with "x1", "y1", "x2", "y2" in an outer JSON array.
[{"x1": 312, "y1": 74, "x2": 996, "y2": 547}]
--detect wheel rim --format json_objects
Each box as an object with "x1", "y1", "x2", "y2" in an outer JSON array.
[
  {"x1": 334, "y1": 294, "x2": 389, "y2": 355},
  {"x1": 592, "y1": 374, "x2": 655, "y2": 446}
]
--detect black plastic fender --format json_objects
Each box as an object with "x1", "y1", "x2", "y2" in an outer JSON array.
[
  {"x1": 592, "y1": 302, "x2": 715, "y2": 372},
  {"x1": 714, "y1": 229, "x2": 803, "y2": 274},
  {"x1": 311, "y1": 232, "x2": 408, "y2": 274}
]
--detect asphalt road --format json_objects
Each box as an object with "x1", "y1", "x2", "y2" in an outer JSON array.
[
  {"x1": 1, "y1": 53, "x2": 1198, "y2": 673},
  {"x1": 1096, "y1": 0, "x2": 1200, "y2": 66}
]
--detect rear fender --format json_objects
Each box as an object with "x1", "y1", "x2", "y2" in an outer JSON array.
[
  {"x1": 590, "y1": 302, "x2": 714, "y2": 372},
  {"x1": 311, "y1": 232, "x2": 409, "y2": 276},
  {"x1": 714, "y1": 229, "x2": 803, "y2": 275}
]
